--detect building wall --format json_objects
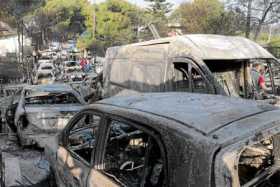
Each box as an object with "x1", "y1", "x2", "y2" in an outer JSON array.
[{"x1": 0, "y1": 35, "x2": 31, "y2": 57}]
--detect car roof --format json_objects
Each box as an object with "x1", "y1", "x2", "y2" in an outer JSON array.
[
  {"x1": 97, "y1": 93, "x2": 276, "y2": 135},
  {"x1": 24, "y1": 84, "x2": 74, "y2": 93},
  {"x1": 106, "y1": 34, "x2": 275, "y2": 60}
]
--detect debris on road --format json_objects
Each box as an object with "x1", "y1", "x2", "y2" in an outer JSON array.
[{"x1": 0, "y1": 134, "x2": 51, "y2": 187}]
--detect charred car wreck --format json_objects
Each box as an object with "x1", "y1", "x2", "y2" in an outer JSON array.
[
  {"x1": 103, "y1": 34, "x2": 280, "y2": 104},
  {"x1": 14, "y1": 84, "x2": 85, "y2": 147},
  {"x1": 45, "y1": 92, "x2": 280, "y2": 186}
]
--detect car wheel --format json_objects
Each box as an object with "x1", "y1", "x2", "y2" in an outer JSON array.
[
  {"x1": 16, "y1": 118, "x2": 29, "y2": 147},
  {"x1": 16, "y1": 119, "x2": 24, "y2": 146}
]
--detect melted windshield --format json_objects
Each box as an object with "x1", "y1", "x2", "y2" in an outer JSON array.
[
  {"x1": 41, "y1": 66, "x2": 53, "y2": 70},
  {"x1": 25, "y1": 92, "x2": 80, "y2": 105},
  {"x1": 205, "y1": 59, "x2": 279, "y2": 99}
]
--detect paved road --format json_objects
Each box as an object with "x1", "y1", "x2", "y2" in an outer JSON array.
[
  {"x1": 0, "y1": 134, "x2": 50, "y2": 187},
  {"x1": 0, "y1": 97, "x2": 51, "y2": 187}
]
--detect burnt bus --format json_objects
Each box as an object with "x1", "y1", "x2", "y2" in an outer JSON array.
[{"x1": 103, "y1": 34, "x2": 280, "y2": 103}]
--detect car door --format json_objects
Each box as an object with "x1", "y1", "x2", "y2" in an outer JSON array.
[
  {"x1": 88, "y1": 117, "x2": 167, "y2": 187},
  {"x1": 56, "y1": 111, "x2": 102, "y2": 187}
]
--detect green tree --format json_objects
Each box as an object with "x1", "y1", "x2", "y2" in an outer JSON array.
[
  {"x1": 0, "y1": 9, "x2": 16, "y2": 27},
  {"x1": 174, "y1": 0, "x2": 245, "y2": 35},
  {"x1": 33, "y1": 0, "x2": 91, "y2": 43},
  {"x1": 77, "y1": 0, "x2": 144, "y2": 55},
  {"x1": 207, "y1": 9, "x2": 246, "y2": 35},
  {"x1": 176, "y1": 0, "x2": 223, "y2": 34},
  {"x1": 0, "y1": 0, "x2": 44, "y2": 30},
  {"x1": 145, "y1": 0, "x2": 172, "y2": 16},
  {"x1": 144, "y1": 0, "x2": 173, "y2": 37}
]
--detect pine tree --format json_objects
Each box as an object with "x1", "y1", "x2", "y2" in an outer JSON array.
[{"x1": 145, "y1": 0, "x2": 173, "y2": 16}]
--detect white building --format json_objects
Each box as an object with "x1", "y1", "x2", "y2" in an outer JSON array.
[
  {"x1": 0, "y1": 21, "x2": 31, "y2": 57},
  {"x1": 0, "y1": 35, "x2": 32, "y2": 57}
]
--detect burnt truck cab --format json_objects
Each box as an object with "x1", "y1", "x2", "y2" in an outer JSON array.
[
  {"x1": 103, "y1": 34, "x2": 280, "y2": 103},
  {"x1": 46, "y1": 93, "x2": 280, "y2": 186}
]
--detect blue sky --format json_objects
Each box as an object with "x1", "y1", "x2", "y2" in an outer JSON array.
[{"x1": 94, "y1": 0, "x2": 187, "y2": 7}]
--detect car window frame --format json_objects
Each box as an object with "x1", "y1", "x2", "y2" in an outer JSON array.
[
  {"x1": 190, "y1": 62, "x2": 212, "y2": 93},
  {"x1": 173, "y1": 61, "x2": 191, "y2": 92},
  {"x1": 171, "y1": 57, "x2": 214, "y2": 94},
  {"x1": 62, "y1": 109, "x2": 104, "y2": 167},
  {"x1": 95, "y1": 114, "x2": 169, "y2": 187}
]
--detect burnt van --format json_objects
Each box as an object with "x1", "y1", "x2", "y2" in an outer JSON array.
[{"x1": 103, "y1": 34, "x2": 280, "y2": 101}]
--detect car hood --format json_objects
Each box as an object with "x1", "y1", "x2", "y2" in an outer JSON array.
[{"x1": 24, "y1": 104, "x2": 83, "y2": 131}]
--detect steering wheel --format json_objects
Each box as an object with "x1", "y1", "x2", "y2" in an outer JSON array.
[{"x1": 120, "y1": 161, "x2": 144, "y2": 171}]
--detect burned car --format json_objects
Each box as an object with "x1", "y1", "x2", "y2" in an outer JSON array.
[
  {"x1": 63, "y1": 60, "x2": 81, "y2": 70},
  {"x1": 46, "y1": 92, "x2": 280, "y2": 186},
  {"x1": 37, "y1": 62, "x2": 56, "y2": 73},
  {"x1": 37, "y1": 56, "x2": 53, "y2": 65},
  {"x1": 34, "y1": 71, "x2": 56, "y2": 85},
  {"x1": 79, "y1": 72, "x2": 103, "y2": 103},
  {"x1": 104, "y1": 34, "x2": 280, "y2": 104},
  {"x1": 14, "y1": 84, "x2": 85, "y2": 147},
  {"x1": 63, "y1": 68, "x2": 85, "y2": 82},
  {"x1": 35, "y1": 62, "x2": 57, "y2": 84}
]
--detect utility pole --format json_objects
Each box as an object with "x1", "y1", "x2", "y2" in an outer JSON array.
[
  {"x1": 17, "y1": 20, "x2": 21, "y2": 64},
  {"x1": 92, "y1": 0, "x2": 97, "y2": 63},
  {"x1": 21, "y1": 20, "x2": 24, "y2": 65},
  {"x1": 26, "y1": 56, "x2": 31, "y2": 84},
  {"x1": 92, "y1": 0, "x2": 96, "y2": 40}
]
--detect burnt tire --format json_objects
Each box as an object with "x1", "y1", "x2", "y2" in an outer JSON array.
[
  {"x1": 16, "y1": 118, "x2": 29, "y2": 147},
  {"x1": 16, "y1": 119, "x2": 24, "y2": 146}
]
